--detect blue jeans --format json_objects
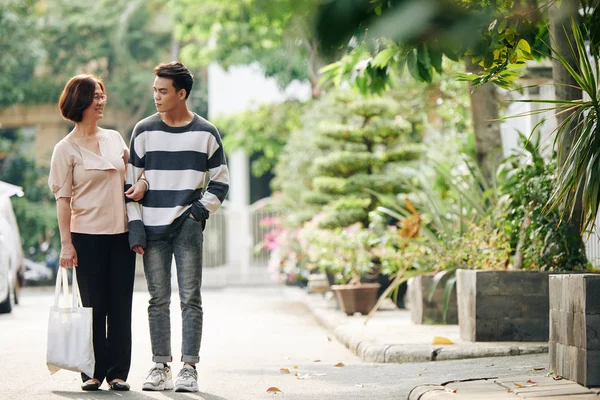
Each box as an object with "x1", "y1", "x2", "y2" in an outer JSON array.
[{"x1": 143, "y1": 215, "x2": 204, "y2": 363}]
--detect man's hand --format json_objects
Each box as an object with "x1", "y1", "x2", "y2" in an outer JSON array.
[
  {"x1": 125, "y1": 181, "x2": 147, "y2": 201},
  {"x1": 133, "y1": 245, "x2": 145, "y2": 255}
]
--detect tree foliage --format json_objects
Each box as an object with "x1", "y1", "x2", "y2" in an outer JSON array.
[
  {"x1": 315, "y1": 0, "x2": 552, "y2": 93},
  {"x1": 0, "y1": 129, "x2": 57, "y2": 261},
  {"x1": 216, "y1": 100, "x2": 308, "y2": 177},
  {"x1": 0, "y1": 0, "x2": 42, "y2": 107},
  {"x1": 170, "y1": 0, "x2": 324, "y2": 92},
  {"x1": 36, "y1": 0, "x2": 172, "y2": 132},
  {"x1": 2, "y1": 0, "x2": 173, "y2": 133}
]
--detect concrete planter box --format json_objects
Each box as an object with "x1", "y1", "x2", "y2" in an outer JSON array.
[
  {"x1": 457, "y1": 269, "x2": 551, "y2": 342},
  {"x1": 549, "y1": 274, "x2": 600, "y2": 387},
  {"x1": 406, "y1": 274, "x2": 458, "y2": 325}
]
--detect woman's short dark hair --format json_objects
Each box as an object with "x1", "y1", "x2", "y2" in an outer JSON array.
[
  {"x1": 58, "y1": 75, "x2": 105, "y2": 123},
  {"x1": 154, "y1": 62, "x2": 194, "y2": 99}
]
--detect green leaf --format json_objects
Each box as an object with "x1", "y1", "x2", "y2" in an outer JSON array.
[
  {"x1": 417, "y1": 43, "x2": 431, "y2": 70},
  {"x1": 406, "y1": 50, "x2": 419, "y2": 81},
  {"x1": 429, "y1": 48, "x2": 443, "y2": 73},
  {"x1": 517, "y1": 39, "x2": 531, "y2": 54},
  {"x1": 417, "y1": 61, "x2": 432, "y2": 82},
  {"x1": 371, "y1": 48, "x2": 397, "y2": 68}
]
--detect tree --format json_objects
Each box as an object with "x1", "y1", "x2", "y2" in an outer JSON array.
[
  {"x1": 37, "y1": 0, "x2": 172, "y2": 134},
  {"x1": 549, "y1": 0, "x2": 583, "y2": 231},
  {"x1": 216, "y1": 100, "x2": 308, "y2": 178},
  {"x1": 0, "y1": 129, "x2": 57, "y2": 260},
  {"x1": 0, "y1": 0, "x2": 42, "y2": 108},
  {"x1": 309, "y1": 94, "x2": 419, "y2": 229},
  {"x1": 169, "y1": 0, "x2": 327, "y2": 97},
  {"x1": 314, "y1": 0, "x2": 546, "y2": 183}
]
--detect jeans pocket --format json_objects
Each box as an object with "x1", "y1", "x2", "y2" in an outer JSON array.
[{"x1": 188, "y1": 213, "x2": 206, "y2": 231}]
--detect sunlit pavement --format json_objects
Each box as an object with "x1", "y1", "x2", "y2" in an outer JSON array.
[{"x1": 0, "y1": 281, "x2": 547, "y2": 399}]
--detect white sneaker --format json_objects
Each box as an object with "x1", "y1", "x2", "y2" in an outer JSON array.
[
  {"x1": 175, "y1": 364, "x2": 199, "y2": 392},
  {"x1": 142, "y1": 363, "x2": 174, "y2": 391}
]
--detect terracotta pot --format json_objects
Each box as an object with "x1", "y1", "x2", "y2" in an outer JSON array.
[{"x1": 330, "y1": 283, "x2": 381, "y2": 315}]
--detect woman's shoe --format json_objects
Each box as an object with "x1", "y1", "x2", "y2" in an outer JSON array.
[
  {"x1": 109, "y1": 380, "x2": 130, "y2": 391},
  {"x1": 81, "y1": 379, "x2": 101, "y2": 391}
]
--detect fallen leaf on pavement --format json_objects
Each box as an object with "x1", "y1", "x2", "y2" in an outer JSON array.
[
  {"x1": 327, "y1": 336, "x2": 332, "y2": 342},
  {"x1": 313, "y1": 359, "x2": 321, "y2": 362},
  {"x1": 530, "y1": 367, "x2": 545, "y2": 371},
  {"x1": 334, "y1": 362, "x2": 345, "y2": 367},
  {"x1": 553, "y1": 375, "x2": 563, "y2": 381},
  {"x1": 432, "y1": 336, "x2": 454, "y2": 345},
  {"x1": 293, "y1": 365, "x2": 298, "y2": 369},
  {"x1": 526, "y1": 380, "x2": 537, "y2": 384},
  {"x1": 266, "y1": 387, "x2": 282, "y2": 393},
  {"x1": 279, "y1": 368, "x2": 290, "y2": 374},
  {"x1": 418, "y1": 374, "x2": 422, "y2": 376},
  {"x1": 513, "y1": 383, "x2": 525, "y2": 388},
  {"x1": 445, "y1": 388, "x2": 457, "y2": 393}
]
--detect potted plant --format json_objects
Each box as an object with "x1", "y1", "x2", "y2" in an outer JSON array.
[{"x1": 299, "y1": 220, "x2": 381, "y2": 315}]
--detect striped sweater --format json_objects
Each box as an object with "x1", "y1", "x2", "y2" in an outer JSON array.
[{"x1": 125, "y1": 113, "x2": 229, "y2": 248}]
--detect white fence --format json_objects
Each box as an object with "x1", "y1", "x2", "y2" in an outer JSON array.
[
  {"x1": 202, "y1": 206, "x2": 228, "y2": 269},
  {"x1": 202, "y1": 197, "x2": 278, "y2": 270}
]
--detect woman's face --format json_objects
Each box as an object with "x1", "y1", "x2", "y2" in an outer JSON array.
[{"x1": 81, "y1": 82, "x2": 106, "y2": 122}]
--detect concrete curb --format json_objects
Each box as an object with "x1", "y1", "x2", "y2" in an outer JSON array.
[{"x1": 285, "y1": 287, "x2": 549, "y2": 364}]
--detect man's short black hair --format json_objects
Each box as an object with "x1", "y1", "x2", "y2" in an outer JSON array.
[{"x1": 154, "y1": 61, "x2": 194, "y2": 99}]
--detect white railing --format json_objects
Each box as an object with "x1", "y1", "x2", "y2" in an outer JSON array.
[
  {"x1": 249, "y1": 197, "x2": 279, "y2": 267},
  {"x1": 202, "y1": 197, "x2": 278, "y2": 270},
  {"x1": 203, "y1": 206, "x2": 228, "y2": 269},
  {"x1": 585, "y1": 214, "x2": 600, "y2": 267}
]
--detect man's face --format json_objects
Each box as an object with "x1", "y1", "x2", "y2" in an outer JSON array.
[{"x1": 153, "y1": 76, "x2": 185, "y2": 113}]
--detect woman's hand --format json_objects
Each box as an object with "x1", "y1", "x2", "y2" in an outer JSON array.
[
  {"x1": 125, "y1": 180, "x2": 147, "y2": 201},
  {"x1": 59, "y1": 242, "x2": 78, "y2": 269}
]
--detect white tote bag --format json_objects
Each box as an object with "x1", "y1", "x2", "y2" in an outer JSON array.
[{"x1": 46, "y1": 267, "x2": 95, "y2": 377}]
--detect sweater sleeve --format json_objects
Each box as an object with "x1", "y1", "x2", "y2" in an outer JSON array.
[
  {"x1": 190, "y1": 127, "x2": 230, "y2": 220},
  {"x1": 125, "y1": 126, "x2": 147, "y2": 249}
]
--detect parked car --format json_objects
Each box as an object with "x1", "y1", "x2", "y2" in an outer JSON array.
[
  {"x1": 0, "y1": 181, "x2": 25, "y2": 314},
  {"x1": 23, "y1": 258, "x2": 54, "y2": 286}
]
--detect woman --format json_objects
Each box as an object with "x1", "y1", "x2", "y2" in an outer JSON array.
[{"x1": 48, "y1": 75, "x2": 147, "y2": 391}]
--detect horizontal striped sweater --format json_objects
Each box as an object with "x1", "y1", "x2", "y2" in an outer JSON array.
[{"x1": 125, "y1": 113, "x2": 229, "y2": 248}]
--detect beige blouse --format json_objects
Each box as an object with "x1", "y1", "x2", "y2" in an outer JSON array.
[{"x1": 48, "y1": 130, "x2": 129, "y2": 235}]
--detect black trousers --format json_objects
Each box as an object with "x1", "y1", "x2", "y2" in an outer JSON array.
[{"x1": 72, "y1": 232, "x2": 136, "y2": 383}]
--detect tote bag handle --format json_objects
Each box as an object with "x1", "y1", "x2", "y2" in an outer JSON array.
[{"x1": 53, "y1": 268, "x2": 83, "y2": 308}]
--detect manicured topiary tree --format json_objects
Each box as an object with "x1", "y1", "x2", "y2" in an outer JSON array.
[{"x1": 309, "y1": 93, "x2": 420, "y2": 229}]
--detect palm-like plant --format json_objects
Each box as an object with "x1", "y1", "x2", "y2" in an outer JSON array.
[{"x1": 515, "y1": 21, "x2": 599, "y2": 233}]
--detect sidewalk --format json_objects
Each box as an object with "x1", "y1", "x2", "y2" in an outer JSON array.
[
  {"x1": 284, "y1": 287, "x2": 547, "y2": 363},
  {"x1": 284, "y1": 286, "x2": 600, "y2": 399}
]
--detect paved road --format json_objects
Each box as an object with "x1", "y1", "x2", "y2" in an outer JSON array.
[{"x1": 0, "y1": 281, "x2": 548, "y2": 399}]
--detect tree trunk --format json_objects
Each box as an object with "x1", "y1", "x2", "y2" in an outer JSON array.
[
  {"x1": 465, "y1": 60, "x2": 503, "y2": 184},
  {"x1": 549, "y1": 0, "x2": 587, "y2": 247}
]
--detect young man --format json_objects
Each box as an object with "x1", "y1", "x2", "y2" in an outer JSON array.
[{"x1": 125, "y1": 62, "x2": 229, "y2": 392}]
